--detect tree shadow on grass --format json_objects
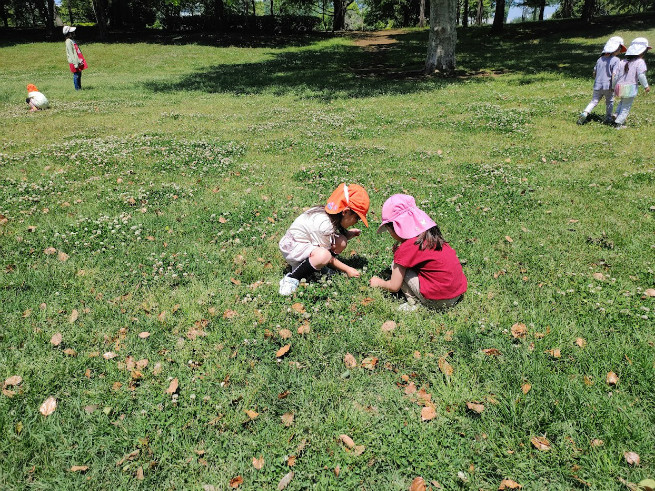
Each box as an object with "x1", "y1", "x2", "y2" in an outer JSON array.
[{"x1": 146, "y1": 13, "x2": 655, "y2": 100}]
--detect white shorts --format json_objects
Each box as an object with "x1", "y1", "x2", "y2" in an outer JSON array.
[{"x1": 279, "y1": 233, "x2": 317, "y2": 269}]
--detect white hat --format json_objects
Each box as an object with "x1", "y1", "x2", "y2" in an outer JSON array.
[
  {"x1": 625, "y1": 37, "x2": 651, "y2": 56},
  {"x1": 62, "y1": 25, "x2": 77, "y2": 35},
  {"x1": 603, "y1": 36, "x2": 626, "y2": 54}
]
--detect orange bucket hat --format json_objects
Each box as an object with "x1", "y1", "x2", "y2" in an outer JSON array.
[
  {"x1": 27, "y1": 84, "x2": 38, "y2": 93},
  {"x1": 325, "y1": 183, "x2": 370, "y2": 227}
]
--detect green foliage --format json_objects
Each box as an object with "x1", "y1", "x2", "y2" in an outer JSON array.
[{"x1": 1, "y1": 18, "x2": 655, "y2": 489}]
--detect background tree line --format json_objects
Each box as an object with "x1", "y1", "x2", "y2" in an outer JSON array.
[{"x1": 1, "y1": 0, "x2": 652, "y2": 35}]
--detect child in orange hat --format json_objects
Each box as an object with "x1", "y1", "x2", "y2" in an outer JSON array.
[
  {"x1": 26, "y1": 84, "x2": 49, "y2": 112},
  {"x1": 278, "y1": 183, "x2": 369, "y2": 296}
]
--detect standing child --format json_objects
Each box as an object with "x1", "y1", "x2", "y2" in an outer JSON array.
[
  {"x1": 63, "y1": 26, "x2": 87, "y2": 91},
  {"x1": 369, "y1": 194, "x2": 467, "y2": 312},
  {"x1": 25, "y1": 84, "x2": 49, "y2": 112},
  {"x1": 278, "y1": 183, "x2": 369, "y2": 296},
  {"x1": 613, "y1": 37, "x2": 651, "y2": 129},
  {"x1": 578, "y1": 36, "x2": 626, "y2": 125}
]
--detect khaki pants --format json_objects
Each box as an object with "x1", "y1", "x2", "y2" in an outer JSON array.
[{"x1": 401, "y1": 268, "x2": 463, "y2": 312}]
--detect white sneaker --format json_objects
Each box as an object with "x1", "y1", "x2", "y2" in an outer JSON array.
[
  {"x1": 279, "y1": 275, "x2": 299, "y2": 296},
  {"x1": 398, "y1": 302, "x2": 419, "y2": 312}
]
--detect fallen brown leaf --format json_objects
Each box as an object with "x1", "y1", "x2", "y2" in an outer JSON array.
[
  {"x1": 279, "y1": 329, "x2": 292, "y2": 340},
  {"x1": 530, "y1": 436, "x2": 551, "y2": 451},
  {"x1": 276, "y1": 344, "x2": 290, "y2": 358},
  {"x1": 575, "y1": 337, "x2": 587, "y2": 348},
  {"x1": 291, "y1": 303, "x2": 305, "y2": 313},
  {"x1": 624, "y1": 452, "x2": 640, "y2": 465},
  {"x1": 70, "y1": 465, "x2": 89, "y2": 473},
  {"x1": 404, "y1": 382, "x2": 417, "y2": 395},
  {"x1": 44, "y1": 247, "x2": 57, "y2": 255},
  {"x1": 511, "y1": 323, "x2": 527, "y2": 339},
  {"x1": 69, "y1": 309, "x2": 79, "y2": 323},
  {"x1": 165, "y1": 378, "x2": 179, "y2": 394},
  {"x1": 498, "y1": 479, "x2": 522, "y2": 489},
  {"x1": 253, "y1": 456, "x2": 264, "y2": 470},
  {"x1": 343, "y1": 353, "x2": 357, "y2": 368},
  {"x1": 138, "y1": 331, "x2": 150, "y2": 339},
  {"x1": 50, "y1": 332, "x2": 63, "y2": 346},
  {"x1": 545, "y1": 348, "x2": 561, "y2": 358},
  {"x1": 281, "y1": 412, "x2": 294, "y2": 427},
  {"x1": 590, "y1": 439, "x2": 604, "y2": 447},
  {"x1": 521, "y1": 383, "x2": 532, "y2": 394},
  {"x1": 339, "y1": 434, "x2": 355, "y2": 449},
  {"x1": 297, "y1": 322, "x2": 310, "y2": 334},
  {"x1": 39, "y1": 396, "x2": 57, "y2": 416},
  {"x1": 482, "y1": 348, "x2": 502, "y2": 356},
  {"x1": 245, "y1": 410, "x2": 259, "y2": 420},
  {"x1": 505, "y1": 235, "x2": 513, "y2": 243},
  {"x1": 644, "y1": 288, "x2": 655, "y2": 297},
  {"x1": 223, "y1": 309, "x2": 238, "y2": 319},
  {"x1": 606, "y1": 371, "x2": 619, "y2": 385},
  {"x1": 409, "y1": 477, "x2": 426, "y2": 491},
  {"x1": 381, "y1": 320, "x2": 396, "y2": 333},
  {"x1": 361, "y1": 357, "x2": 378, "y2": 370},
  {"x1": 352, "y1": 445, "x2": 365, "y2": 456},
  {"x1": 277, "y1": 471, "x2": 294, "y2": 490},
  {"x1": 4, "y1": 375, "x2": 22, "y2": 387},
  {"x1": 466, "y1": 402, "x2": 485, "y2": 414},
  {"x1": 438, "y1": 357, "x2": 453, "y2": 376},
  {"x1": 57, "y1": 251, "x2": 69, "y2": 262},
  {"x1": 421, "y1": 406, "x2": 437, "y2": 421},
  {"x1": 229, "y1": 476, "x2": 243, "y2": 488}
]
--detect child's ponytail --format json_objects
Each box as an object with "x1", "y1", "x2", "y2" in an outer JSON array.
[{"x1": 415, "y1": 225, "x2": 445, "y2": 251}]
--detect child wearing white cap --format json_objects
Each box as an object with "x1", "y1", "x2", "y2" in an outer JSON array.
[
  {"x1": 612, "y1": 37, "x2": 651, "y2": 129},
  {"x1": 577, "y1": 36, "x2": 626, "y2": 125},
  {"x1": 63, "y1": 26, "x2": 87, "y2": 91}
]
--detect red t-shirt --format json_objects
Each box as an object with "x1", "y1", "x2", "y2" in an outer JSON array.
[{"x1": 393, "y1": 240, "x2": 467, "y2": 300}]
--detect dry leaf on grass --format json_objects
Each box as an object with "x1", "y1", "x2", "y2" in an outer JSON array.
[
  {"x1": 291, "y1": 303, "x2": 305, "y2": 313},
  {"x1": 575, "y1": 337, "x2": 587, "y2": 348},
  {"x1": 297, "y1": 322, "x2": 310, "y2": 334},
  {"x1": 4, "y1": 375, "x2": 22, "y2": 387},
  {"x1": 39, "y1": 396, "x2": 57, "y2": 416},
  {"x1": 281, "y1": 412, "x2": 294, "y2": 427},
  {"x1": 229, "y1": 476, "x2": 243, "y2": 488},
  {"x1": 223, "y1": 310, "x2": 238, "y2": 319},
  {"x1": 545, "y1": 348, "x2": 561, "y2": 359},
  {"x1": 505, "y1": 236, "x2": 513, "y2": 243},
  {"x1": 44, "y1": 247, "x2": 57, "y2": 255},
  {"x1": 279, "y1": 329, "x2": 292, "y2": 340},
  {"x1": 606, "y1": 371, "x2": 619, "y2": 385},
  {"x1": 498, "y1": 479, "x2": 522, "y2": 489},
  {"x1": 404, "y1": 382, "x2": 417, "y2": 395},
  {"x1": 381, "y1": 320, "x2": 396, "y2": 333},
  {"x1": 165, "y1": 378, "x2": 179, "y2": 394},
  {"x1": 511, "y1": 323, "x2": 527, "y2": 339},
  {"x1": 253, "y1": 456, "x2": 264, "y2": 470},
  {"x1": 352, "y1": 445, "x2": 365, "y2": 456},
  {"x1": 50, "y1": 332, "x2": 63, "y2": 346},
  {"x1": 521, "y1": 383, "x2": 532, "y2": 394},
  {"x1": 343, "y1": 353, "x2": 357, "y2": 368},
  {"x1": 590, "y1": 439, "x2": 604, "y2": 447},
  {"x1": 482, "y1": 348, "x2": 502, "y2": 356},
  {"x1": 277, "y1": 471, "x2": 294, "y2": 490},
  {"x1": 409, "y1": 477, "x2": 426, "y2": 491},
  {"x1": 339, "y1": 434, "x2": 355, "y2": 449},
  {"x1": 530, "y1": 436, "x2": 551, "y2": 451},
  {"x1": 624, "y1": 452, "x2": 640, "y2": 465},
  {"x1": 361, "y1": 357, "x2": 378, "y2": 370},
  {"x1": 644, "y1": 288, "x2": 655, "y2": 297},
  {"x1": 245, "y1": 410, "x2": 259, "y2": 420},
  {"x1": 70, "y1": 465, "x2": 89, "y2": 472},
  {"x1": 57, "y1": 251, "x2": 69, "y2": 262},
  {"x1": 103, "y1": 352, "x2": 117, "y2": 360},
  {"x1": 438, "y1": 357, "x2": 453, "y2": 376},
  {"x1": 421, "y1": 406, "x2": 437, "y2": 421},
  {"x1": 466, "y1": 402, "x2": 485, "y2": 414},
  {"x1": 69, "y1": 309, "x2": 79, "y2": 323},
  {"x1": 138, "y1": 332, "x2": 150, "y2": 339},
  {"x1": 276, "y1": 345, "x2": 290, "y2": 358},
  {"x1": 592, "y1": 272, "x2": 606, "y2": 281}
]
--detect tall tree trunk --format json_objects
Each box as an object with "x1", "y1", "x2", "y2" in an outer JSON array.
[
  {"x1": 581, "y1": 0, "x2": 594, "y2": 22},
  {"x1": 491, "y1": 0, "x2": 504, "y2": 32},
  {"x1": 45, "y1": 0, "x2": 55, "y2": 36},
  {"x1": 67, "y1": 1, "x2": 74, "y2": 24},
  {"x1": 538, "y1": 0, "x2": 545, "y2": 20},
  {"x1": 419, "y1": 0, "x2": 426, "y2": 26},
  {"x1": 270, "y1": 0, "x2": 274, "y2": 15},
  {"x1": 91, "y1": 0, "x2": 108, "y2": 39},
  {"x1": 560, "y1": 0, "x2": 573, "y2": 17},
  {"x1": 475, "y1": 0, "x2": 483, "y2": 25},
  {"x1": 333, "y1": 0, "x2": 352, "y2": 30},
  {"x1": 462, "y1": 0, "x2": 468, "y2": 27},
  {"x1": 252, "y1": 0, "x2": 256, "y2": 15},
  {"x1": 424, "y1": 0, "x2": 457, "y2": 74}
]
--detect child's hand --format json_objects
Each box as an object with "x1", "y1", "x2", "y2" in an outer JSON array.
[
  {"x1": 369, "y1": 276, "x2": 383, "y2": 288},
  {"x1": 347, "y1": 228, "x2": 361, "y2": 239},
  {"x1": 345, "y1": 267, "x2": 360, "y2": 278},
  {"x1": 646, "y1": 86, "x2": 651, "y2": 93}
]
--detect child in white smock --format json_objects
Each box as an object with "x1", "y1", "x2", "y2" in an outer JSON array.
[
  {"x1": 578, "y1": 36, "x2": 626, "y2": 125},
  {"x1": 612, "y1": 37, "x2": 651, "y2": 129},
  {"x1": 278, "y1": 183, "x2": 369, "y2": 296},
  {"x1": 25, "y1": 84, "x2": 49, "y2": 112}
]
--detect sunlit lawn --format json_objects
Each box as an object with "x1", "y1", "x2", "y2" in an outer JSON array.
[{"x1": 1, "y1": 18, "x2": 654, "y2": 489}]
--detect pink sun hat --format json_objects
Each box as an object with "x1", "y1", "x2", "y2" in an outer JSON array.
[{"x1": 377, "y1": 194, "x2": 436, "y2": 239}]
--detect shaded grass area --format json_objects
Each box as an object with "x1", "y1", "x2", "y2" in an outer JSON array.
[{"x1": 1, "y1": 16, "x2": 655, "y2": 490}]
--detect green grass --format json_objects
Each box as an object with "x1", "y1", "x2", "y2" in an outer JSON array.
[{"x1": 1, "y1": 18, "x2": 655, "y2": 490}]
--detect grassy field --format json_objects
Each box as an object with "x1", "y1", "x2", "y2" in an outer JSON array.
[{"x1": 1, "y1": 17, "x2": 654, "y2": 490}]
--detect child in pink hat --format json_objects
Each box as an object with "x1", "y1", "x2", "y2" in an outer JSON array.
[{"x1": 370, "y1": 194, "x2": 467, "y2": 311}]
